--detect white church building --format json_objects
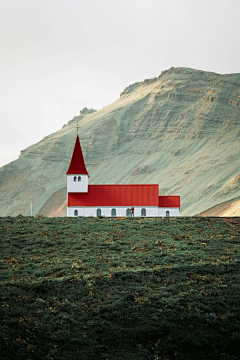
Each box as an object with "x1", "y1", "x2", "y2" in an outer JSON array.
[{"x1": 66, "y1": 135, "x2": 180, "y2": 217}]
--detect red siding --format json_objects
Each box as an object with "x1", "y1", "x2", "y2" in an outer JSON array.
[
  {"x1": 66, "y1": 135, "x2": 89, "y2": 175},
  {"x1": 68, "y1": 184, "x2": 159, "y2": 207},
  {"x1": 159, "y1": 196, "x2": 180, "y2": 208}
]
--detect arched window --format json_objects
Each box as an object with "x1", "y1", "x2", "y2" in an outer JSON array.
[
  {"x1": 74, "y1": 209, "x2": 78, "y2": 216},
  {"x1": 126, "y1": 208, "x2": 131, "y2": 217},
  {"x1": 73, "y1": 176, "x2": 77, "y2": 182},
  {"x1": 141, "y1": 208, "x2": 146, "y2": 217},
  {"x1": 166, "y1": 210, "x2": 170, "y2": 217},
  {"x1": 96, "y1": 208, "x2": 101, "y2": 216},
  {"x1": 78, "y1": 176, "x2": 81, "y2": 182},
  {"x1": 111, "y1": 208, "x2": 116, "y2": 217}
]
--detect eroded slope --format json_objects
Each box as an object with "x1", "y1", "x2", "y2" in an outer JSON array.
[{"x1": 0, "y1": 67, "x2": 240, "y2": 216}]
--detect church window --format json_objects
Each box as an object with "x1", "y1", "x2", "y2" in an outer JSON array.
[
  {"x1": 74, "y1": 209, "x2": 78, "y2": 216},
  {"x1": 141, "y1": 208, "x2": 146, "y2": 217},
  {"x1": 78, "y1": 176, "x2": 81, "y2": 181},
  {"x1": 73, "y1": 176, "x2": 77, "y2": 182},
  {"x1": 166, "y1": 210, "x2": 170, "y2": 217},
  {"x1": 111, "y1": 208, "x2": 116, "y2": 217},
  {"x1": 96, "y1": 208, "x2": 101, "y2": 216},
  {"x1": 126, "y1": 208, "x2": 131, "y2": 217}
]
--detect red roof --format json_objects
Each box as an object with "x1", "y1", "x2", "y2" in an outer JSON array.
[
  {"x1": 159, "y1": 196, "x2": 180, "y2": 208},
  {"x1": 68, "y1": 184, "x2": 159, "y2": 207},
  {"x1": 66, "y1": 135, "x2": 89, "y2": 175}
]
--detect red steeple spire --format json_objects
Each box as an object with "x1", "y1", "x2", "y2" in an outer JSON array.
[{"x1": 66, "y1": 135, "x2": 89, "y2": 175}]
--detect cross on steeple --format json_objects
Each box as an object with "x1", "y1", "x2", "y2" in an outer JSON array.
[{"x1": 76, "y1": 124, "x2": 79, "y2": 134}]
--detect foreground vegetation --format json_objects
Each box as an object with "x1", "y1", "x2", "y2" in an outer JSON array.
[{"x1": 1, "y1": 216, "x2": 240, "y2": 360}]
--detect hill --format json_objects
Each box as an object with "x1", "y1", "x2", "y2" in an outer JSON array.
[
  {"x1": 200, "y1": 197, "x2": 240, "y2": 217},
  {"x1": 0, "y1": 67, "x2": 240, "y2": 216},
  {"x1": 1, "y1": 216, "x2": 240, "y2": 359}
]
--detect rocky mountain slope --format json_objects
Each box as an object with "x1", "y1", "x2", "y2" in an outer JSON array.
[{"x1": 0, "y1": 67, "x2": 240, "y2": 216}]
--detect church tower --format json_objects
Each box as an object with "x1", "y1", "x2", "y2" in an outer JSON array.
[{"x1": 66, "y1": 135, "x2": 89, "y2": 193}]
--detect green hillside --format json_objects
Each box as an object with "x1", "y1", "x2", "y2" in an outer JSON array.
[
  {"x1": 1, "y1": 216, "x2": 240, "y2": 359},
  {"x1": 1, "y1": 67, "x2": 240, "y2": 217}
]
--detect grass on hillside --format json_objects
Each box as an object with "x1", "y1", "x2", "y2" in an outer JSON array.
[{"x1": 0, "y1": 216, "x2": 240, "y2": 360}]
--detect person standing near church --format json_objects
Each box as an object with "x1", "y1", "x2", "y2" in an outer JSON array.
[{"x1": 131, "y1": 207, "x2": 134, "y2": 217}]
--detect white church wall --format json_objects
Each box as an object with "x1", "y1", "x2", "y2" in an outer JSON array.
[
  {"x1": 67, "y1": 175, "x2": 88, "y2": 193},
  {"x1": 158, "y1": 207, "x2": 180, "y2": 217},
  {"x1": 67, "y1": 206, "x2": 159, "y2": 217}
]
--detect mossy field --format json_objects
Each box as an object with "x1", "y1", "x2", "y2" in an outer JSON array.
[{"x1": 1, "y1": 216, "x2": 240, "y2": 360}]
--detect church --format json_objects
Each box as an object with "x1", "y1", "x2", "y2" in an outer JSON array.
[{"x1": 66, "y1": 135, "x2": 180, "y2": 217}]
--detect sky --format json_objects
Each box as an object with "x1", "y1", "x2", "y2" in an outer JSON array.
[{"x1": 0, "y1": 0, "x2": 240, "y2": 168}]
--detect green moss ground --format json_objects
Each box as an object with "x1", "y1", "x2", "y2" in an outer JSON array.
[{"x1": 1, "y1": 216, "x2": 240, "y2": 359}]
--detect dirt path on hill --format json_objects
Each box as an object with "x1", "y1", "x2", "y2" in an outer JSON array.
[{"x1": 208, "y1": 216, "x2": 240, "y2": 228}]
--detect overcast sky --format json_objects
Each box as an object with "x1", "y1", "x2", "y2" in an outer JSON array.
[{"x1": 0, "y1": 0, "x2": 240, "y2": 168}]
